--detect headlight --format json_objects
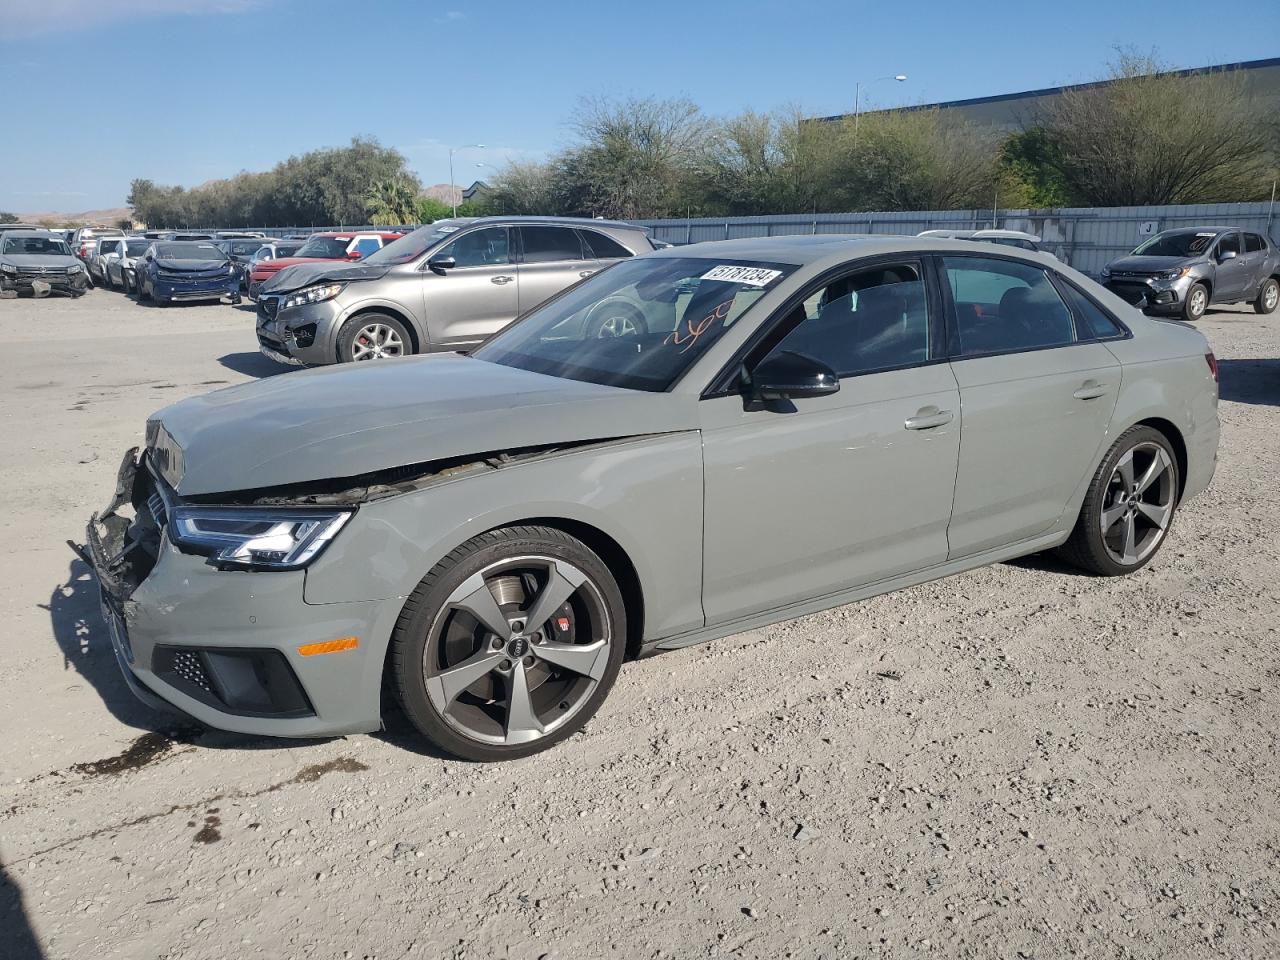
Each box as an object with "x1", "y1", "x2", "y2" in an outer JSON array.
[
  {"x1": 68, "y1": 263, "x2": 84, "y2": 273},
  {"x1": 282, "y1": 283, "x2": 345, "y2": 310},
  {"x1": 0, "y1": 263, "x2": 15, "y2": 275},
  {"x1": 168, "y1": 507, "x2": 352, "y2": 570},
  {"x1": 1100, "y1": 266, "x2": 1111, "y2": 279},
  {"x1": 1156, "y1": 267, "x2": 1191, "y2": 281}
]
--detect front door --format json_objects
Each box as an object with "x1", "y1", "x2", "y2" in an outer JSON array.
[
  {"x1": 940, "y1": 254, "x2": 1121, "y2": 557},
  {"x1": 419, "y1": 226, "x2": 517, "y2": 350},
  {"x1": 700, "y1": 259, "x2": 962, "y2": 623},
  {"x1": 1212, "y1": 231, "x2": 1250, "y2": 301}
]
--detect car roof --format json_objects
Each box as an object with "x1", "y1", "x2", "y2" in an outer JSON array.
[
  {"x1": 2, "y1": 230, "x2": 64, "y2": 239},
  {"x1": 647, "y1": 234, "x2": 1062, "y2": 268},
  {"x1": 453, "y1": 215, "x2": 647, "y2": 232},
  {"x1": 971, "y1": 229, "x2": 1040, "y2": 241}
]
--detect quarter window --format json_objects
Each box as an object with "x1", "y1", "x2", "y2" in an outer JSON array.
[
  {"x1": 436, "y1": 227, "x2": 510, "y2": 267},
  {"x1": 943, "y1": 256, "x2": 1075, "y2": 356},
  {"x1": 765, "y1": 263, "x2": 930, "y2": 376},
  {"x1": 578, "y1": 230, "x2": 633, "y2": 260},
  {"x1": 1245, "y1": 233, "x2": 1266, "y2": 253},
  {"x1": 1058, "y1": 282, "x2": 1125, "y2": 340},
  {"x1": 520, "y1": 226, "x2": 585, "y2": 263}
]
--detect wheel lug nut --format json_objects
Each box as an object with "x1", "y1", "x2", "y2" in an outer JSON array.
[
  {"x1": 511, "y1": 621, "x2": 524, "y2": 633},
  {"x1": 499, "y1": 659, "x2": 512, "y2": 671},
  {"x1": 523, "y1": 655, "x2": 535, "y2": 667},
  {"x1": 491, "y1": 638, "x2": 503, "y2": 650}
]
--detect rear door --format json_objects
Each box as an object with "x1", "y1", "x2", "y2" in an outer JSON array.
[
  {"x1": 1240, "y1": 233, "x2": 1269, "y2": 295},
  {"x1": 516, "y1": 225, "x2": 594, "y2": 313},
  {"x1": 940, "y1": 254, "x2": 1121, "y2": 558},
  {"x1": 418, "y1": 225, "x2": 516, "y2": 349}
]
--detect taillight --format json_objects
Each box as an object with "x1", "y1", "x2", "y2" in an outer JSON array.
[{"x1": 1205, "y1": 351, "x2": 1218, "y2": 382}]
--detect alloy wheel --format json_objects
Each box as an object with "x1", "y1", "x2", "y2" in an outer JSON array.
[
  {"x1": 423, "y1": 556, "x2": 613, "y2": 746},
  {"x1": 1099, "y1": 442, "x2": 1175, "y2": 566},
  {"x1": 1189, "y1": 287, "x2": 1207, "y2": 317},
  {"x1": 351, "y1": 323, "x2": 405, "y2": 360},
  {"x1": 594, "y1": 313, "x2": 641, "y2": 338},
  {"x1": 1265, "y1": 282, "x2": 1279, "y2": 311}
]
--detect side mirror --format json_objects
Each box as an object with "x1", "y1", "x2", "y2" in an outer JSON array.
[
  {"x1": 428, "y1": 254, "x2": 457, "y2": 275},
  {"x1": 347, "y1": 251, "x2": 362, "y2": 260},
  {"x1": 1219, "y1": 249, "x2": 1238, "y2": 262},
  {"x1": 745, "y1": 351, "x2": 840, "y2": 402}
]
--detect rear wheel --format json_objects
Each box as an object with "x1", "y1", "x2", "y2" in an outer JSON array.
[
  {"x1": 1255, "y1": 278, "x2": 1279, "y2": 315},
  {"x1": 336, "y1": 312, "x2": 412, "y2": 362},
  {"x1": 391, "y1": 525, "x2": 627, "y2": 761},
  {"x1": 584, "y1": 301, "x2": 648, "y2": 339},
  {"x1": 1056, "y1": 426, "x2": 1179, "y2": 576},
  {"x1": 1181, "y1": 282, "x2": 1208, "y2": 321}
]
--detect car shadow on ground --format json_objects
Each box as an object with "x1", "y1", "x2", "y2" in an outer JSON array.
[
  {"x1": 44, "y1": 559, "x2": 332, "y2": 754},
  {"x1": 217, "y1": 352, "x2": 290, "y2": 379},
  {"x1": 1003, "y1": 551, "x2": 1096, "y2": 577},
  {"x1": 0, "y1": 863, "x2": 43, "y2": 960},
  {"x1": 1217, "y1": 358, "x2": 1280, "y2": 407}
]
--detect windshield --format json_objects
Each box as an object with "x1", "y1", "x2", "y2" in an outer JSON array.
[
  {"x1": 125, "y1": 240, "x2": 150, "y2": 256},
  {"x1": 154, "y1": 242, "x2": 227, "y2": 260},
  {"x1": 473, "y1": 257, "x2": 795, "y2": 392},
  {"x1": 1133, "y1": 230, "x2": 1219, "y2": 257},
  {"x1": 293, "y1": 237, "x2": 351, "y2": 258},
  {"x1": 2, "y1": 236, "x2": 71, "y2": 256},
  {"x1": 363, "y1": 222, "x2": 465, "y2": 265}
]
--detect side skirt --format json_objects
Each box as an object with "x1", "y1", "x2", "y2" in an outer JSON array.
[{"x1": 641, "y1": 529, "x2": 1070, "y2": 655}]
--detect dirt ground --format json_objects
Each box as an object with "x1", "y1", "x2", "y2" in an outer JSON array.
[{"x1": 1, "y1": 287, "x2": 1277, "y2": 960}]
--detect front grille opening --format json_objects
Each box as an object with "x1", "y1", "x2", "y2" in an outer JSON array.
[{"x1": 152, "y1": 645, "x2": 314, "y2": 718}]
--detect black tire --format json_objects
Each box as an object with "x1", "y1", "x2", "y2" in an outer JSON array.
[
  {"x1": 335, "y1": 312, "x2": 413, "y2": 363},
  {"x1": 136, "y1": 279, "x2": 151, "y2": 301},
  {"x1": 391, "y1": 525, "x2": 628, "y2": 762},
  {"x1": 1181, "y1": 282, "x2": 1208, "y2": 321},
  {"x1": 1056, "y1": 425, "x2": 1180, "y2": 576},
  {"x1": 1254, "y1": 277, "x2": 1279, "y2": 315},
  {"x1": 583, "y1": 301, "x2": 648, "y2": 339}
]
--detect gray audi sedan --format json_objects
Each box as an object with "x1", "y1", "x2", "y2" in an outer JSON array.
[{"x1": 84, "y1": 236, "x2": 1219, "y2": 760}]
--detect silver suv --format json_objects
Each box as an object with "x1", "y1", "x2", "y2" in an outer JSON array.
[{"x1": 256, "y1": 216, "x2": 654, "y2": 365}]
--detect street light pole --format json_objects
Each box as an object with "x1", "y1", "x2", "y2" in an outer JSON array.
[
  {"x1": 853, "y1": 74, "x2": 907, "y2": 147},
  {"x1": 448, "y1": 143, "x2": 485, "y2": 217}
]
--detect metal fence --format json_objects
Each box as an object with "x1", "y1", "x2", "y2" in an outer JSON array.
[{"x1": 633, "y1": 202, "x2": 1279, "y2": 277}]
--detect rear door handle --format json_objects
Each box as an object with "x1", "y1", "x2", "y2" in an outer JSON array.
[
  {"x1": 491, "y1": 275, "x2": 514, "y2": 285},
  {"x1": 904, "y1": 408, "x2": 954, "y2": 431},
  {"x1": 1073, "y1": 380, "x2": 1109, "y2": 400}
]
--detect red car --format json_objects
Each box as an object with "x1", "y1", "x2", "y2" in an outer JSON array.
[{"x1": 247, "y1": 231, "x2": 403, "y2": 299}]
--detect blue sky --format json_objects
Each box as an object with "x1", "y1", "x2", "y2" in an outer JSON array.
[{"x1": 2, "y1": 0, "x2": 1275, "y2": 213}]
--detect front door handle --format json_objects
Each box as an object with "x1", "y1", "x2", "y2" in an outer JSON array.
[
  {"x1": 491, "y1": 275, "x2": 514, "y2": 285},
  {"x1": 579, "y1": 270, "x2": 596, "y2": 278},
  {"x1": 904, "y1": 407, "x2": 954, "y2": 431},
  {"x1": 1073, "y1": 380, "x2": 1109, "y2": 400}
]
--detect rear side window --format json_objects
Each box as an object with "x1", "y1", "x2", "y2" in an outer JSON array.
[
  {"x1": 1245, "y1": 233, "x2": 1266, "y2": 253},
  {"x1": 1058, "y1": 281, "x2": 1126, "y2": 340},
  {"x1": 352, "y1": 237, "x2": 382, "y2": 256},
  {"x1": 520, "y1": 226, "x2": 585, "y2": 263},
  {"x1": 578, "y1": 230, "x2": 634, "y2": 260},
  {"x1": 943, "y1": 256, "x2": 1075, "y2": 356}
]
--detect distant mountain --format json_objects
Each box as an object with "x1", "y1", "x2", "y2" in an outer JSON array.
[
  {"x1": 16, "y1": 207, "x2": 133, "y2": 228},
  {"x1": 421, "y1": 183, "x2": 463, "y2": 206}
]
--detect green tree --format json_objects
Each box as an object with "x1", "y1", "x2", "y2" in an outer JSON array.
[
  {"x1": 366, "y1": 176, "x2": 419, "y2": 225},
  {"x1": 414, "y1": 196, "x2": 453, "y2": 223},
  {"x1": 999, "y1": 129, "x2": 1070, "y2": 207},
  {"x1": 0, "y1": 210, "x2": 18, "y2": 222}
]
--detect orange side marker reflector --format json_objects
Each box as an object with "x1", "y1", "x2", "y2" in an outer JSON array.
[{"x1": 297, "y1": 637, "x2": 360, "y2": 657}]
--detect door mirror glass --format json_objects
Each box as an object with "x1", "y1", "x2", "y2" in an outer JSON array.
[
  {"x1": 427, "y1": 254, "x2": 457, "y2": 273},
  {"x1": 1218, "y1": 249, "x2": 1238, "y2": 261},
  {"x1": 748, "y1": 350, "x2": 840, "y2": 401}
]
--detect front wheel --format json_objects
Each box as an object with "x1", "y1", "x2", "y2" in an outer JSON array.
[
  {"x1": 391, "y1": 525, "x2": 627, "y2": 761},
  {"x1": 336, "y1": 312, "x2": 412, "y2": 362},
  {"x1": 1181, "y1": 282, "x2": 1208, "y2": 321},
  {"x1": 1056, "y1": 426, "x2": 1180, "y2": 576},
  {"x1": 1254, "y1": 278, "x2": 1279, "y2": 315},
  {"x1": 583, "y1": 301, "x2": 648, "y2": 339}
]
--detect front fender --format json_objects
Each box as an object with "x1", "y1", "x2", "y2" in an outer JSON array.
[
  {"x1": 331, "y1": 294, "x2": 428, "y2": 354},
  {"x1": 302, "y1": 432, "x2": 706, "y2": 645}
]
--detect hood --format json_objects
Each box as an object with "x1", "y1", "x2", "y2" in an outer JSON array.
[
  {"x1": 150, "y1": 353, "x2": 697, "y2": 496},
  {"x1": 260, "y1": 260, "x2": 389, "y2": 293},
  {"x1": 252, "y1": 255, "x2": 351, "y2": 277},
  {"x1": 154, "y1": 258, "x2": 230, "y2": 272},
  {"x1": 1, "y1": 253, "x2": 80, "y2": 268},
  {"x1": 1107, "y1": 254, "x2": 1201, "y2": 274}
]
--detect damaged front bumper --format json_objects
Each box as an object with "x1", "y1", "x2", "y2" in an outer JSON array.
[{"x1": 78, "y1": 449, "x2": 395, "y2": 738}]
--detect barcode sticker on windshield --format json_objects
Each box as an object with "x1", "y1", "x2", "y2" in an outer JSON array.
[{"x1": 701, "y1": 265, "x2": 783, "y2": 287}]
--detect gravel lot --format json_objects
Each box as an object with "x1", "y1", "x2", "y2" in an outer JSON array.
[{"x1": 1, "y1": 287, "x2": 1277, "y2": 960}]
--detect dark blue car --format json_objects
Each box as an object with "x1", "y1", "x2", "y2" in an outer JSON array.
[{"x1": 135, "y1": 241, "x2": 241, "y2": 305}]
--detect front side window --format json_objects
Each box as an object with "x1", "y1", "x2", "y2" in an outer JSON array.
[
  {"x1": 1217, "y1": 232, "x2": 1240, "y2": 257},
  {"x1": 473, "y1": 257, "x2": 794, "y2": 392},
  {"x1": 764, "y1": 263, "x2": 930, "y2": 376},
  {"x1": 435, "y1": 227, "x2": 510, "y2": 267},
  {"x1": 520, "y1": 226, "x2": 584, "y2": 264},
  {"x1": 944, "y1": 256, "x2": 1075, "y2": 356}
]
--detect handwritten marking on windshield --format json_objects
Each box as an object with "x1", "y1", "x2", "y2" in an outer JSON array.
[{"x1": 664, "y1": 299, "x2": 734, "y2": 353}]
